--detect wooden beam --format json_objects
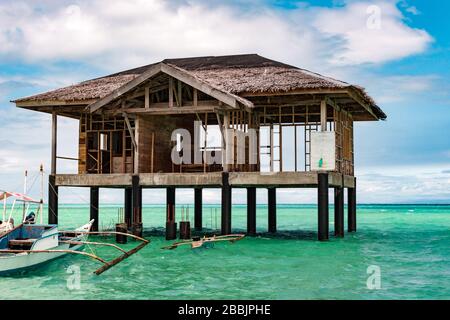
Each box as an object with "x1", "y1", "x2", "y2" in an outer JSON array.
[
  {"x1": 123, "y1": 113, "x2": 137, "y2": 151},
  {"x1": 346, "y1": 88, "x2": 378, "y2": 120},
  {"x1": 193, "y1": 88, "x2": 198, "y2": 106},
  {"x1": 89, "y1": 63, "x2": 162, "y2": 113},
  {"x1": 320, "y1": 100, "x2": 327, "y2": 132},
  {"x1": 144, "y1": 87, "x2": 150, "y2": 109},
  {"x1": 122, "y1": 105, "x2": 219, "y2": 115},
  {"x1": 177, "y1": 80, "x2": 182, "y2": 107},
  {"x1": 160, "y1": 63, "x2": 253, "y2": 110},
  {"x1": 169, "y1": 77, "x2": 174, "y2": 108},
  {"x1": 15, "y1": 100, "x2": 95, "y2": 107}
]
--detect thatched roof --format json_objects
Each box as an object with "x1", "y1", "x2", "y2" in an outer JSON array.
[{"x1": 13, "y1": 54, "x2": 385, "y2": 119}]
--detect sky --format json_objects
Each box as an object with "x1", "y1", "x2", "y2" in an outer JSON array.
[{"x1": 0, "y1": 0, "x2": 449, "y2": 204}]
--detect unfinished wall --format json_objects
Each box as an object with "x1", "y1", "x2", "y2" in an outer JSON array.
[{"x1": 136, "y1": 115, "x2": 195, "y2": 173}]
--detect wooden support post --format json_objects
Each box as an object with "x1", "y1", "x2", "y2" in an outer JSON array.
[
  {"x1": 51, "y1": 112, "x2": 57, "y2": 174},
  {"x1": 169, "y1": 77, "x2": 174, "y2": 108},
  {"x1": 318, "y1": 173, "x2": 329, "y2": 241},
  {"x1": 321, "y1": 100, "x2": 327, "y2": 132},
  {"x1": 124, "y1": 187, "x2": 132, "y2": 229},
  {"x1": 193, "y1": 88, "x2": 198, "y2": 106},
  {"x1": 334, "y1": 186, "x2": 344, "y2": 237},
  {"x1": 221, "y1": 172, "x2": 232, "y2": 235},
  {"x1": 131, "y1": 175, "x2": 142, "y2": 237},
  {"x1": 48, "y1": 174, "x2": 58, "y2": 225},
  {"x1": 177, "y1": 80, "x2": 182, "y2": 107},
  {"x1": 194, "y1": 188, "x2": 202, "y2": 231},
  {"x1": 268, "y1": 188, "x2": 277, "y2": 233},
  {"x1": 166, "y1": 187, "x2": 176, "y2": 240},
  {"x1": 144, "y1": 87, "x2": 150, "y2": 109},
  {"x1": 90, "y1": 187, "x2": 99, "y2": 232},
  {"x1": 348, "y1": 180, "x2": 357, "y2": 232},
  {"x1": 247, "y1": 187, "x2": 256, "y2": 235}
]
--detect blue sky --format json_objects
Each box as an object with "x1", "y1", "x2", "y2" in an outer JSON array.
[{"x1": 0, "y1": 0, "x2": 449, "y2": 204}]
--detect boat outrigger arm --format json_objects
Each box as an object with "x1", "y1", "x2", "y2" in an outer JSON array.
[
  {"x1": 162, "y1": 234, "x2": 245, "y2": 250},
  {"x1": 0, "y1": 231, "x2": 150, "y2": 275}
]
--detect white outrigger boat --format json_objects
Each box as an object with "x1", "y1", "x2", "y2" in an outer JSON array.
[
  {"x1": 0, "y1": 167, "x2": 150, "y2": 276},
  {"x1": 0, "y1": 219, "x2": 94, "y2": 274}
]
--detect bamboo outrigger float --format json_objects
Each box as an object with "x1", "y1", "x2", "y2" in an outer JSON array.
[{"x1": 162, "y1": 234, "x2": 245, "y2": 250}]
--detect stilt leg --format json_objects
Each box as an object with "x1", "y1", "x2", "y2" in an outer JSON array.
[
  {"x1": 221, "y1": 172, "x2": 232, "y2": 235},
  {"x1": 48, "y1": 174, "x2": 58, "y2": 225},
  {"x1": 348, "y1": 181, "x2": 357, "y2": 232},
  {"x1": 194, "y1": 188, "x2": 202, "y2": 231},
  {"x1": 132, "y1": 175, "x2": 142, "y2": 237},
  {"x1": 247, "y1": 187, "x2": 256, "y2": 235},
  {"x1": 268, "y1": 188, "x2": 276, "y2": 233},
  {"x1": 166, "y1": 187, "x2": 176, "y2": 240},
  {"x1": 318, "y1": 173, "x2": 329, "y2": 241},
  {"x1": 124, "y1": 187, "x2": 132, "y2": 229},
  {"x1": 90, "y1": 187, "x2": 99, "y2": 232},
  {"x1": 334, "y1": 187, "x2": 344, "y2": 237}
]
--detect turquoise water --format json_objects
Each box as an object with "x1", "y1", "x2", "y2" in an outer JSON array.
[{"x1": 1, "y1": 204, "x2": 449, "y2": 300}]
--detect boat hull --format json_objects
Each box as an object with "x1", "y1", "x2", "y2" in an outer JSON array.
[{"x1": 0, "y1": 243, "x2": 84, "y2": 275}]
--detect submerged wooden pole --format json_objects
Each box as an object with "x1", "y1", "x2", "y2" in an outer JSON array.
[
  {"x1": 247, "y1": 187, "x2": 256, "y2": 235},
  {"x1": 166, "y1": 187, "x2": 176, "y2": 240},
  {"x1": 194, "y1": 188, "x2": 202, "y2": 231},
  {"x1": 318, "y1": 173, "x2": 329, "y2": 241},
  {"x1": 334, "y1": 186, "x2": 344, "y2": 237},
  {"x1": 48, "y1": 174, "x2": 58, "y2": 225},
  {"x1": 348, "y1": 180, "x2": 357, "y2": 232},
  {"x1": 221, "y1": 172, "x2": 232, "y2": 235},
  {"x1": 268, "y1": 188, "x2": 277, "y2": 233},
  {"x1": 90, "y1": 187, "x2": 99, "y2": 232}
]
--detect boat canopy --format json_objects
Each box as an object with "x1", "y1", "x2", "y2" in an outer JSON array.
[{"x1": 0, "y1": 191, "x2": 40, "y2": 204}]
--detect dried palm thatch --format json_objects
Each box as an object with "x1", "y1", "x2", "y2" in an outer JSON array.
[{"x1": 13, "y1": 54, "x2": 385, "y2": 119}]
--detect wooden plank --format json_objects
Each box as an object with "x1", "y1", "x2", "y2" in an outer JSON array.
[{"x1": 169, "y1": 77, "x2": 174, "y2": 108}]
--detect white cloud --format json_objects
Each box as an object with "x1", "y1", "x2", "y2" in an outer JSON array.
[
  {"x1": 357, "y1": 164, "x2": 450, "y2": 203},
  {"x1": 355, "y1": 74, "x2": 439, "y2": 104},
  {"x1": 313, "y1": 1, "x2": 432, "y2": 65},
  {"x1": 0, "y1": 0, "x2": 432, "y2": 71}
]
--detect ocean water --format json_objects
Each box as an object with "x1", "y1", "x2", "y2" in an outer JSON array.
[{"x1": 1, "y1": 204, "x2": 449, "y2": 300}]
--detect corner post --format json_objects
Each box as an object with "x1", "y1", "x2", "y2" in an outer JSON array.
[
  {"x1": 318, "y1": 173, "x2": 329, "y2": 241},
  {"x1": 334, "y1": 186, "x2": 344, "y2": 237},
  {"x1": 221, "y1": 172, "x2": 232, "y2": 235},
  {"x1": 194, "y1": 188, "x2": 202, "y2": 231},
  {"x1": 166, "y1": 187, "x2": 177, "y2": 240},
  {"x1": 348, "y1": 179, "x2": 357, "y2": 232},
  {"x1": 48, "y1": 111, "x2": 58, "y2": 225},
  {"x1": 268, "y1": 188, "x2": 277, "y2": 233},
  {"x1": 247, "y1": 187, "x2": 256, "y2": 235},
  {"x1": 90, "y1": 187, "x2": 99, "y2": 232},
  {"x1": 48, "y1": 174, "x2": 58, "y2": 225},
  {"x1": 131, "y1": 175, "x2": 142, "y2": 237},
  {"x1": 51, "y1": 111, "x2": 57, "y2": 175}
]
